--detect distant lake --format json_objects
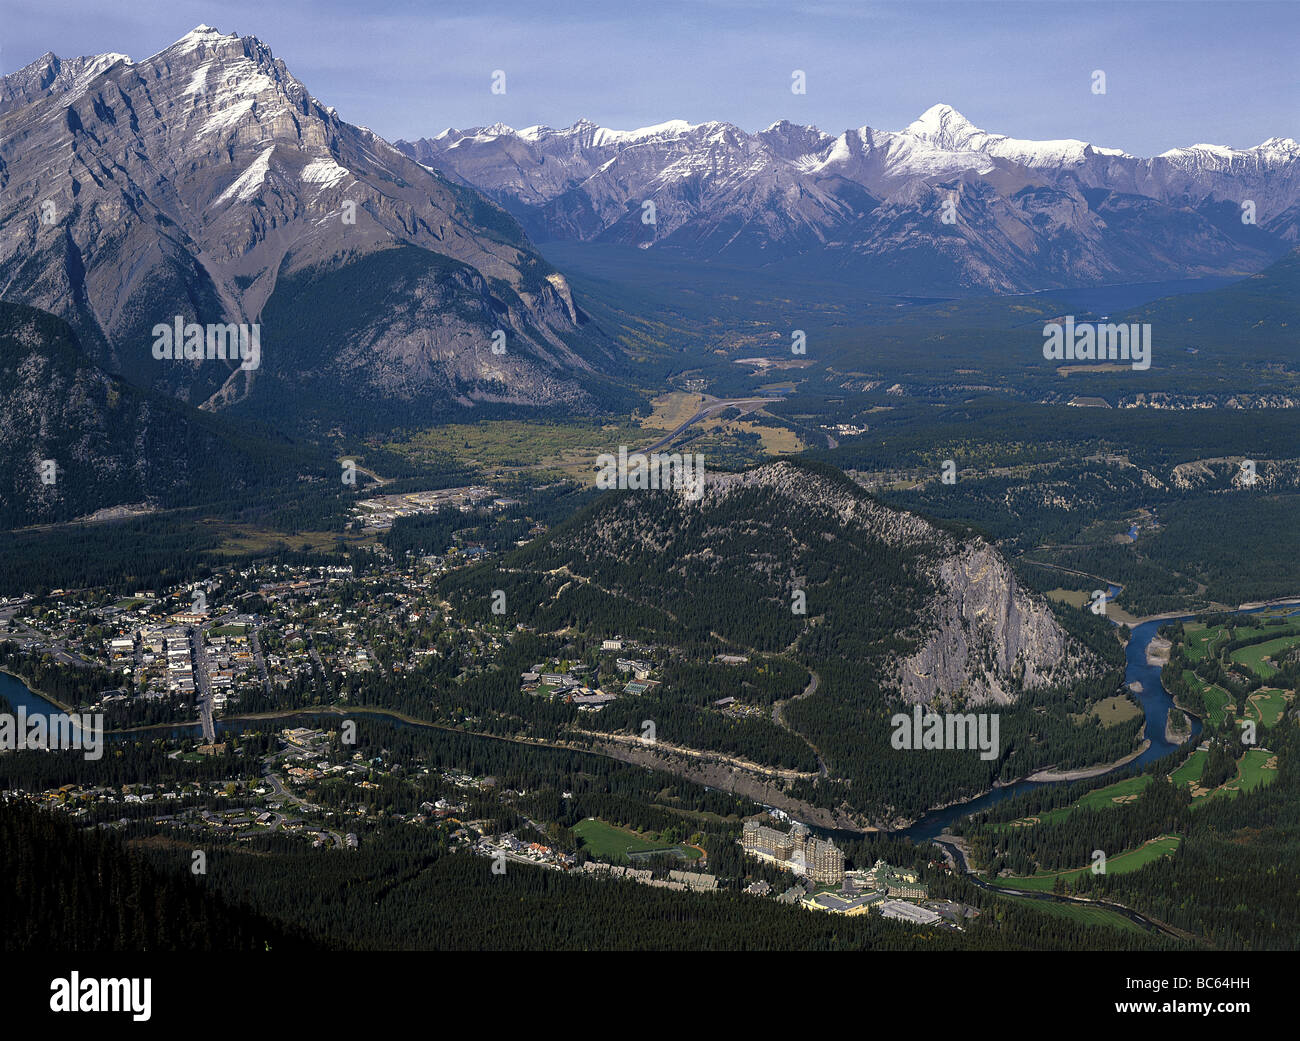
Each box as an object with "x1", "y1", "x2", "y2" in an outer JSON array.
[{"x1": 1028, "y1": 276, "x2": 1239, "y2": 315}]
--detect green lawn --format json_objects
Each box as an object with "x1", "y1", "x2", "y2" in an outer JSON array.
[
  {"x1": 995, "y1": 893, "x2": 1148, "y2": 935},
  {"x1": 1186, "y1": 622, "x2": 1300, "y2": 670},
  {"x1": 1183, "y1": 671, "x2": 1233, "y2": 727},
  {"x1": 991, "y1": 835, "x2": 1182, "y2": 892},
  {"x1": 1245, "y1": 689, "x2": 1290, "y2": 727},
  {"x1": 1184, "y1": 624, "x2": 1227, "y2": 663},
  {"x1": 573, "y1": 818, "x2": 699, "y2": 862},
  {"x1": 1170, "y1": 748, "x2": 1206, "y2": 790},
  {"x1": 997, "y1": 774, "x2": 1153, "y2": 830},
  {"x1": 1181, "y1": 747, "x2": 1278, "y2": 809},
  {"x1": 1073, "y1": 774, "x2": 1154, "y2": 812},
  {"x1": 1233, "y1": 622, "x2": 1300, "y2": 643},
  {"x1": 1207, "y1": 748, "x2": 1278, "y2": 802},
  {"x1": 1230, "y1": 634, "x2": 1300, "y2": 681}
]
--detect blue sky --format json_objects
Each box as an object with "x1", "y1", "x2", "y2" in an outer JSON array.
[{"x1": 4, "y1": 0, "x2": 1296, "y2": 153}]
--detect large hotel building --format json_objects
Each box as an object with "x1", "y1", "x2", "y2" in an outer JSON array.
[{"x1": 740, "y1": 818, "x2": 845, "y2": 885}]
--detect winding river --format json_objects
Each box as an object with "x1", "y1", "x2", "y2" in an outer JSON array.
[{"x1": 901, "y1": 599, "x2": 1300, "y2": 843}]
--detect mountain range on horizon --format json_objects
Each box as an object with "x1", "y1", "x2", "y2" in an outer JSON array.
[
  {"x1": 1, "y1": 20, "x2": 1298, "y2": 443},
  {"x1": 401, "y1": 105, "x2": 1300, "y2": 293},
  {"x1": 417, "y1": 104, "x2": 1298, "y2": 171}
]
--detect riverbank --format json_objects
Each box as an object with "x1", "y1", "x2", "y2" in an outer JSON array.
[
  {"x1": 937, "y1": 830, "x2": 974, "y2": 869},
  {"x1": 1125, "y1": 592, "x2": 1300, "y2": 629},
  {"x1": 1022, "y1": 740, "x2": 1151, "y2": 783},
  {"x1": 884, "y1": 734, "x2": 1153, "y2": 832},
  {"x1": 1236, "y1": 593, "x2": 1300, "y2": 612},
  {"x1": 0, "y1": 667, "x2": 78, "y2": 715},
  {"x1": 109, "y1": 702, "x2": 437, "y2": 735}
]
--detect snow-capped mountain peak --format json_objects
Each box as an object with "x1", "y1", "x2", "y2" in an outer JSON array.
[
  {"x1": 903, "y1": 103, "x2": 984, "y2": 148},
  {"x1": 0, "y1": 25, "x2": 602, "y2": 419},
  {"x1": 156, "y1": 24, "x2": 239, "y2": 59},
  {"x1": 396, "y1": 104, "x2": 1298, "y2": 294},
  {"x1": 898, "y1": 103, "x2": 1133, "y2": 167},
  {"x1": 591, "y1": 118, "x2": 697, "y2": 144}
]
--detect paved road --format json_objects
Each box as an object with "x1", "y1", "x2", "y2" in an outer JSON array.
[
  {"x1": 307, "y1": 640, "x2": 331, "y2": 698},
  {"x1": 249, "y1": 625, "x2": 272, "y2": 696},
  {"x1": 639, "y1": 396, "x2": 780, "y2": 455},
  {"x1": 188, "y1": 625, "x2": 216, "y2": 743},
  {"x1": 771, "y1": 670, "x2": 828, "y2": 778},
  {"x1": 1023, "y1": 559, "x2": 1124, "y2": 593},
  {"x1": 260, "y1": 757, "x2": 345, "y2": 847},
  {"x1": 5, "y1": 616, "x2": 97, "y2": 671},
  {"x1": 931, "y1": 835, "x2": 1190, "y2": 940}
]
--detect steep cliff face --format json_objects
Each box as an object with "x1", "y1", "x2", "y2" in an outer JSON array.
[
  {"x1": 701, "y1": 463, "x2": 1089, "y2": 704},
  {"x1": 898, "y1": 541, "x2": 1081, "y2": 706},
  {"x1": 1169, "y1": 457, "x2": 1300, "y2": 491}
]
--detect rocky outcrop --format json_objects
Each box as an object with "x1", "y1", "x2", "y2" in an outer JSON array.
[
  {"x1": 898, "y1": 542, "x2": 1082, "y2": 706},
  {"x1": 704, "y1": 463, "x2": 1089, "y2": 705},
  {"x1": 1165, "y1": 708, "x2": 1193, "y2": 744},
  {"x1": 1170, "y1": 457, "x2": 1300, "y2": 491}
]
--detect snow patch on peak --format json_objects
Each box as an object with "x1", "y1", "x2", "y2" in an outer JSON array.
[
  {"x1": 914, "y1": 103, "x2": 971, "y2": 123},
  {"x1": 1157, "y1": 138, "x2": 1299, "y2": 167},
  {"x1": 151, "y1": 24, "x2": 238, "y2": 61},
  {"x1": 300, "y1": 156, "x2": 351, "y2": 190},
  {"x1": 213, "y1": 145, "x2": 275, "y2": 205},
  {"x1": 185, "y1": 62, "x2": 213, "y2": 97},
  {"x1": 175, "y1": 25, "x2": 232, "y2": 47},
  {"x1": 58, "y1": 52, "x2": 134, "y2": 100},
  {"x1": 901, "y1": 105, "x2": 1128, "y2": 167},
  {"x1": 760, "y1": 120, "x2": 830, "y2": 149},
  {"x1": 591, "y1": 119, "x2": 696, "y2": 145}
]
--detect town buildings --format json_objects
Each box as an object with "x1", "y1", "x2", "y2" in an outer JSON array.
[{"x1": 868, "y1": 858, "x2": 930, "y2": 899}]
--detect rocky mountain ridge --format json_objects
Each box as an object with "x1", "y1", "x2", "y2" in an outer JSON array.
[
  {"x1": 401, "y1": 105, "x2": 1299, "y2": 293},
  {"x1": 0, "y1": 26, "x2": 622, "y2": 429},
  {"x1": 0, "y1": 301, "x2": 315, "y2": 527}
]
